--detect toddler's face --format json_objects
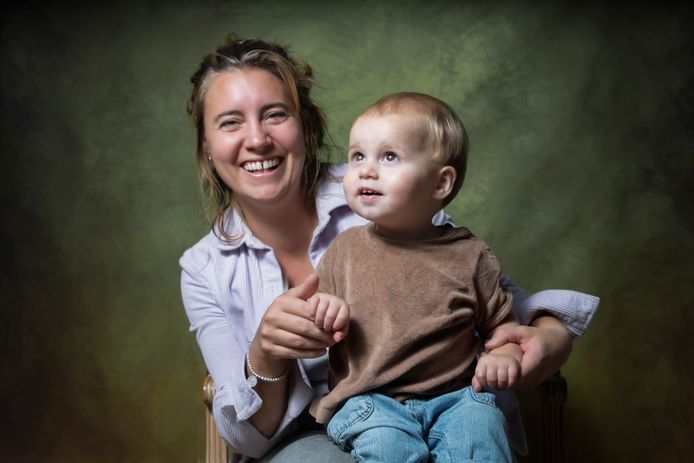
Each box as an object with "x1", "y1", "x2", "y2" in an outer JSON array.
[{"x1": 344, "y1": 113, "x2": 443, "y2": 237}]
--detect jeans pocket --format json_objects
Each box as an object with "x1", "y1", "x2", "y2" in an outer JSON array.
[
  {"x1": 468, "y1": 387, "x2": 497, "y2": 408},
  {"x1": 327, "y1": 394, "x2": 375, "y2": 447}
]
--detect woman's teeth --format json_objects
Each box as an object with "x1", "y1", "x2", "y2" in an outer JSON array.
[{"x1": 243, "y1": 158, "x2": 281, "y2": 172}]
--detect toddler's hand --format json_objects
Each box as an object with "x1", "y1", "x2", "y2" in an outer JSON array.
[
  {"x1": 474, "y1": 352, "x2": 521, "y2": 391},
  {"x1": 306, "y1": 293, "x2": 350, "y2": 343}
]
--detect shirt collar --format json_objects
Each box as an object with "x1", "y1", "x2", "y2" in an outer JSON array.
[{"x1": 213, "y1": 163, "x2": 350, "y2": 252}]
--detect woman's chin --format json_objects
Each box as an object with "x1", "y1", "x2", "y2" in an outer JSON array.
[{"x1": 235, "y1": 183, "x2": 303, "y2": 209}]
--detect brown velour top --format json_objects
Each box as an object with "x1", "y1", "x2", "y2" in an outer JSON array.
[{"x1": 309, "y1": 224, "x2": 513, "y2": 423}]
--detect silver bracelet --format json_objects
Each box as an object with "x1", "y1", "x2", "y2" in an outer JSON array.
[{"x1": 245, "y1": 336, "x2": 289, "y2": 388}]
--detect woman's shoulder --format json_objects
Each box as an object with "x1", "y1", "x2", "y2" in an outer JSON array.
[
  {"x1": 180, "y1": 208, "x2": 258, "y2": 273},
  {"x1": 317, "y1": 163, "x2": 347, "y2": 193},
  {"x1": 315, "y1": 162, "x2": 351, "y2": 214},
  {"x1": 179, "y1": 230, "x2": 219, "y2": 273},
  {"x1": 326, "y1": 162, "x2": 347, "y2": 178}
]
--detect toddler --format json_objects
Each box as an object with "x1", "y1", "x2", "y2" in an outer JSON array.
[{"x1": 309, "y1": 92, "x2": 520, "y2": 462}]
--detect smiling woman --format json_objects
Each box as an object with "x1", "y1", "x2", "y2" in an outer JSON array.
[
  {"x1": 182, "y1": 35, "x2": 357, "y2": 461},
  {"x1": 203, "y1": 69, "x2": 307, "y2": 213}
]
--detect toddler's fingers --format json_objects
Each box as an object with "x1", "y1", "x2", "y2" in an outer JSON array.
[
  {"x1": 507, "y1": 363, "x2": 520, "y2": 388},
  {"x1": 332, "y1": 328, "x2": 346, "y2": 343},
  {"x1": 485, "y1": 365, "x2": 499, "y2": 390},
  {"x1": 332, "y1": 303, "x2": 350, "y2": 332},
  {"x1": 496, "y1": 367, "x2": 509, "y2": 389},
  {"x1": 306, "y1": 295, "x2": 318, "y2": 321},
  {"x1": 314, "y1": 297, "x2": 330, "y2": 328},
  {"x1": 321, "y1": 298, "x2": 339, "y2": 332},
  {"x1": 475, "y1": 362, "x2": 488, "y2": 389}
]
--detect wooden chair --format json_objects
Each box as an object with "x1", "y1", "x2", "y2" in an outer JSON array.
[
  {"x1": 538, "y1": 372, "x2": 568, "y2": 463},
  {"x1": 203, "y1": 375, "x2": 229, "y2": 463},
  {"x1": 202, "y1": 372, "x2": 568, "y2": 463}
]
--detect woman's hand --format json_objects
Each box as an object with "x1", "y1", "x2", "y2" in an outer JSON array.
[
  {"x1": 247, "y1": 274, "x2": 338, "y2": 438},
  {"x1": 252, "y1": 274, "x2": 337, "y2": 376},
  {"x1": 482, "y1": 315, "x2": 572, "y2": 389}
]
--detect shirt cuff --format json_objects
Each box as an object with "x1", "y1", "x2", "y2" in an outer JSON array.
[
  {"x1": 519, "y1": 290, "x2": 600, "y2": 337},
  {"x1": 212, "y1": 360, "x2": 314, "y2": 459}
]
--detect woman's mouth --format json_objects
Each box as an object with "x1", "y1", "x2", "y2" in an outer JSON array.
[{"x1": 242, "y1": 157, "x2": 283, "y2": 173}]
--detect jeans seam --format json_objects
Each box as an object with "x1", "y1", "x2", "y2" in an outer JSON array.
[
  {"x1": 468, "y1": 388, "x2": 497, "y2": 408},
  {"x1": 428, "y1": 431, "x2": 449, "y2": 463},
  {"x1": 329, "y1": 394, "x2": 375, "y2": 444}
]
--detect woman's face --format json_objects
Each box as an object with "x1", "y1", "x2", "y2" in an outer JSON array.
[{"x1": 203, "y1": 68, "x2": 306, "y2": 210}]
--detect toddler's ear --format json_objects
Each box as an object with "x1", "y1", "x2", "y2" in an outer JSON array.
[{"x1": 433, "y1": 166, "x2": 456, "y2": 201}]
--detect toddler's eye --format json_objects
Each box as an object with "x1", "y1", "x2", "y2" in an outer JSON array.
[
  {"x1": 350, "y1": 152, "x2": 365, "y2": 163},
  {"x1": 383, "y1": 152, "x2": 399, "y2": 163}
]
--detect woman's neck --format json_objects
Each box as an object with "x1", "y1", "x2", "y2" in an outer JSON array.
[{"x1": 237, "y1": 194, "x2": 318, "y2": 254}]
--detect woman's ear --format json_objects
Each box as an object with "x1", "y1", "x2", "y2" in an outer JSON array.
[
  {"x1": 433, "y1": 166, "x2": 457, "y2": 201},
  {"x1": 203, "y1": 138, "x2": 211, "y2": 161}
]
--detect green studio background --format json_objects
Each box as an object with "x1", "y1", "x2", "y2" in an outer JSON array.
[{"x1": 2, "y1": 1, "x2": 693, "y2": 461}]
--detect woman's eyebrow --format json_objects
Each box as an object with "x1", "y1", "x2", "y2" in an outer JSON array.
[
  {"x1": 212, "y1": 102, "x2": 291, "y2": 123},
  {"x1": 213, "y1": 110, "x2": 242, "y2": 124},
  {"x1": 260, "y1": 102, "x2": 293, "y2": 115}
]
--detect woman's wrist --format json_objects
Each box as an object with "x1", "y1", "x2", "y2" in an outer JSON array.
[
  {"x1": 247, "y1": 336, "x2": 290, "y2": 379},
  {"x1": 531, "y1": 312, "x2": 572, "y2": 339},
  {"x1": 531, "y1": 314, "x2": 573, "y2": 376}
]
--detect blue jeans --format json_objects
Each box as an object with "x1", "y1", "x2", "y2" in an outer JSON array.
[{"x1": 326, "y1": 387, "x2": 513, "y2": 463}]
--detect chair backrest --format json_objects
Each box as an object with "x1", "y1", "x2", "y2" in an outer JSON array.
[
  {"x1": 538, "y1": 371, "x2": 568, "y2": 463},
  {"x1": 203, "y1": 375, "x2": 229, "y2": 463}
]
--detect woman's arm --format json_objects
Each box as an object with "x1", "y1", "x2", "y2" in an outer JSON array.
[
  {"x1": 247, "y1": 274, "x2": 334, "y2": 436},
  {"x1": 501, "y1": 276, "x2": 599, "y2": 336},
  {"x1": 484, "y1": 314, "x2": 573, "y2": 388},
  {"x1": 181, "y1": 255, "x2": 330, "y2": 458},
  {"x1": 181, "y1": 261, "x2": 282, "y2": 457},
  {"x1": 490, "y1": 276, "x2": 600, "y2": 388}
]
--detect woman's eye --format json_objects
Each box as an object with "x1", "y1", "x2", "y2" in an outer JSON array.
[
  {"x1": 220, "y1": 119, "x2": 240, "y2": 129},
  {"x1": 266, "y1": 111, "x2": 288, "y2": 122},
  {"x1": 383, "y1": 152, "x2": 399, "y2": 163}
]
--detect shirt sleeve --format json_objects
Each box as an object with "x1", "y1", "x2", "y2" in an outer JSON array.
[
  {"x1": 501, "y1": 275, "x2": 600, "y2": 337},
  {"x1": 179, "y1": 250, "x2": 313, "y2": 459}
]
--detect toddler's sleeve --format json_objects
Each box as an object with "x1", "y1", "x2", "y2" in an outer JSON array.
[{"x1": 473, "y1": 246, "x2": 514, "y2": 335}]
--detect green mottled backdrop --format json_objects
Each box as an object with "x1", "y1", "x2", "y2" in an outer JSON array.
[{"x1": 2, "y1": 1, "x2": 692, "y2": 461}]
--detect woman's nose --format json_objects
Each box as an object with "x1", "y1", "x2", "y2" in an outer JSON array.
[{"x1": 244, "y1": 122, "x2": 272, "y2": 152}]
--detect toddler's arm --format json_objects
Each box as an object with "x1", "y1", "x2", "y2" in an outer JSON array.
[
  {"x1": 306, "y1": 293, "x2": 350, "y2": 343},
  {"x1": 473, "y1": 313, "x2": 522, "y2": 391}
]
